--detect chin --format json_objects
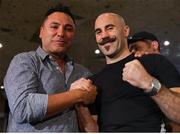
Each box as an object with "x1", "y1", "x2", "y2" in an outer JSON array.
[
  {"x1": 49, "y1": 48, "x2": 65, "y2": 54},
  {"x1": 106, "y1": 52, "x2": 118, "y2": 58}
]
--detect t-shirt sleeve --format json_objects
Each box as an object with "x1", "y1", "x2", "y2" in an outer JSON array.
[
  {"x1": 142, "y1": 54, "x2": 180, "y2": 88},
  {"x1": 87, "y1": 75, "x2": 99, "y2": 115}
]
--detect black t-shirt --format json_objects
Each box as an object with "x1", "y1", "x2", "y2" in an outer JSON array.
[{"x1": 89, "y1": 54, "x2": 180, "y2": 132}]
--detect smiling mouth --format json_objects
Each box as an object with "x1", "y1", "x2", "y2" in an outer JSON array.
[
  {"x1": 56, "y1": 40, "x2": 65, "y2": 42},
  {"x1": 54, "y1": 40, "x2": 66, "y2": 45}
]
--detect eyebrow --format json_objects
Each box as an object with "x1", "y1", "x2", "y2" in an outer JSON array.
[
  {"x1": 105, "y1": 24, "x2": 115, "y2": 29},
  {"x1": 94, "y1": 26, "x2": 101, "y2": 33},
  {"x1": 95, "y1": 24, "x2": 115, "y2": 33},
  {"x1": 50, "y1": 22, "x2": 74, "y2": 28}
]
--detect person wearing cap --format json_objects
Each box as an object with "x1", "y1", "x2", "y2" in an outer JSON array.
[
  {"x1": 128, "y1": 31, "x2": 160, "y2": 56},
  {"x1": 128, "y1": 31, "x2": 180, "y2": 132},
  {"x1": 3, "y1": 5, "x2": 97, "y2": 132},
  {"x1": 77, "y1": 13, "x2": 180, "y2": 132}
]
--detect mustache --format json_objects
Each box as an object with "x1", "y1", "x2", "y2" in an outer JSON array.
[{"x1": 97, "y1": 36, "x2": 116, "y2": 46}]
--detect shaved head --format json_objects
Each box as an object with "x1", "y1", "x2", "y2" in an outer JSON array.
[
  {"x1": 95, "y1": 13, "x2": 126, "y2": 27},
  {"x1": 94, "y1": 12, "x2": 130, "y2": 64}
]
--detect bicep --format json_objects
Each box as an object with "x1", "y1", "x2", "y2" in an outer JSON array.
[
  {"x1": 154, "y1": 56, "x2": 180, "y2": 88},
  {"x1": 4, "y1": 56, "x2": 38, "y2": 111},
  {"x1": 4, "y1": 55, "x2": 47, "y2": 123}
]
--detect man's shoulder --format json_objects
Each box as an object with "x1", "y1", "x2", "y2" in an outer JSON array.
[
  {"x1": 73, "y1": 62, "x2": 92, "y2": 76},
  {"x1": 140, "y1": 53, "x2": 164, "y2": 60},
  {"x1": 138, "y1": 54, "x2": 168, "y2": 65},
  {"x1": 12, "y1": 50, "x2": 39, "y2": 65},
  {"x1": 74, "y1": 63, "x2": 89, "y2": 70},
  {"x1": 14, "y1": 50, "x2": 36, "y2": 58},
  {"x1": 88, "y1": 67, "x2": 106, "y2": 82}
]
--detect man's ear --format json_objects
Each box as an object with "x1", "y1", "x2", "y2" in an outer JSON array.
[
  {"x1": 39, "y1": 26, "x2": 43, "y2": 39},
  {"x1": 123, "y1": 25, "x2": 130, "y2": 38}
]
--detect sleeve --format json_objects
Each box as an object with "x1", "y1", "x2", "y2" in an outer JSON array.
[
  {"x1": 4, "y1": 53, "x2": 48, "y2": 123},
  {"x1": 88, "y1": 98, "x2": 99, "y2": 115},
  {"x1": 153, "y1": 55, "x2": 180, "y2": 88},
  {"x1": 87, "y1": 75, "x2": 99, "y2": 115}
]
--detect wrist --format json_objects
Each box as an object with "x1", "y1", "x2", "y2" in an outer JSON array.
[
  {"x1": 143, "y1": 77, "x2": 154, "y2": 92},
  {"x1": 145, "y1": 78, "x2": 162, "y2": 96},
  {"x1": 70, "y1": 89, "x2": 84, "y2": 103}
]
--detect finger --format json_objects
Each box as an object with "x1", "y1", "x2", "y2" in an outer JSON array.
[
  {"x1": 134, "y1": 51, "x2": 141, "y2": 57},
  {"x1": 122, "y1": 73, "x2": 126, "y2": 81},
  {"x1": 71, "y1": 80, "x2": 90, "y2": 91},
  {"x1": 86, "y1": 84, "x2": 96, "y2": 92},
  {"x1": 122, "y1": 67, "x2": 128, "y2": 81},
  {"x1": 123, "y1": 64, "x2": 128, "y2": 72},
  {"x1": 131, "y1": 49, "x2": 135, "y2": 54},
  {"x1": 132, "y1": 59, "x2": 140, "y2": 64},
  {"x1": 87, "y1": 79, "x2": 92, "y2": 83},
  {"x1": 137, "y1": 53, "x2": 143, "y2": 57},
  {"x1": 134, "y1": 53, "x2": 138, "y2": 57},
  {"x1": 80, "y1": 83, "x2": 91, "y2": 91},
  {"x1": 124, "y1": 61, "x2": 132, "y2": 67}
]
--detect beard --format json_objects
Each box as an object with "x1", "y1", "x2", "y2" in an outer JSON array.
[{"x1": 103, "y1": 40, "x2": 126, "y2": 59}]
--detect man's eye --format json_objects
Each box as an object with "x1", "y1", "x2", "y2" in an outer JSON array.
[
  {"x1": 95, "y1": 31, "x2": 101, "y2": 35},
  {"x1": 65, "y1": 27, "x2": 73, "y2": 32},
  {"x1": 50, "y1": 25, "x2": 58, "y2": 29},
  {"x1": 107, "y1": 27, "x2": 113, "y2": 30}
]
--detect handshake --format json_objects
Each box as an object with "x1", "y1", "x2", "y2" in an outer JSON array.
[{"x1": 70, "y1": 78, "x2": 97, "y2": 105}]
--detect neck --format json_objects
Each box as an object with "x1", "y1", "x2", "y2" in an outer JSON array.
[
  {"x1": 106, "y1": 48, "x2": 131, "y2": 64},
  {"x1": 155, "y1": 51, "x2": 160, "y2": 54}
]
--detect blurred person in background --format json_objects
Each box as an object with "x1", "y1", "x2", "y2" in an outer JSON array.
[{"x1": 128, "y1": 31, "x2": 180, "y2": 132}]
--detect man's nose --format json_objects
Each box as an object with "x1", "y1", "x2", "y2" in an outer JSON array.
[
  {"x1": 101, "y1": 31, "x2": 109, "y2": 39},
  {"x1": 57, "y1": 27, "x2": 65, "y2": 37}
]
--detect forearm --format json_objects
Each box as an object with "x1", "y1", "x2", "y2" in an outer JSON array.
[
  {"x1": 8, "y1": 90, "x2": 80, "y2": 123},
  {"x1": 46, "y1": 90, "x2": 83, "y2": 118},
  {"x1": 122, "y1": 59, "x2": 180, "y2": 124},
  {"x1": 152, "y1": 86, "x2": 180, "y2": 124},
  {"x1": 75, "y1": 104, "x2": 98, "y2": 132}
]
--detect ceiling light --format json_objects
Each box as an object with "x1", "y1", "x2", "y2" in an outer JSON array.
[
  {"x1": 163, "y1": 41, "x2": 170, "y2": 46},
  {"x1": 95, "y1": 49, "x2": 100, "y2": 54},
  {"x1": 0, "y1": 85, "x2": 4, "y2": 89},
  {"x1": 0, "y1": 43, "x2": 3, "y2": 48}
]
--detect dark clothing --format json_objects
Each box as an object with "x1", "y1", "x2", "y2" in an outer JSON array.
[{"x1": 90, "y1": 54, "x2": 180, "y2": 132}]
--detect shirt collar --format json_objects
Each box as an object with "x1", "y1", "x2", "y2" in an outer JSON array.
[
  {"x1": 64, "y1": 55, "x2": 74, "y2": 65},
  {"x1": 36, "y1": 46, "x2": 49, "y2": 60},
  {"x1": 36, "y1": 46, "x2": 74, "y2": 65}
]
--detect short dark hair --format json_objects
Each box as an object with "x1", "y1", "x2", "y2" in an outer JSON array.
[{"x1": 44, "y1": 4, "x2": 75, "y2": 24}]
